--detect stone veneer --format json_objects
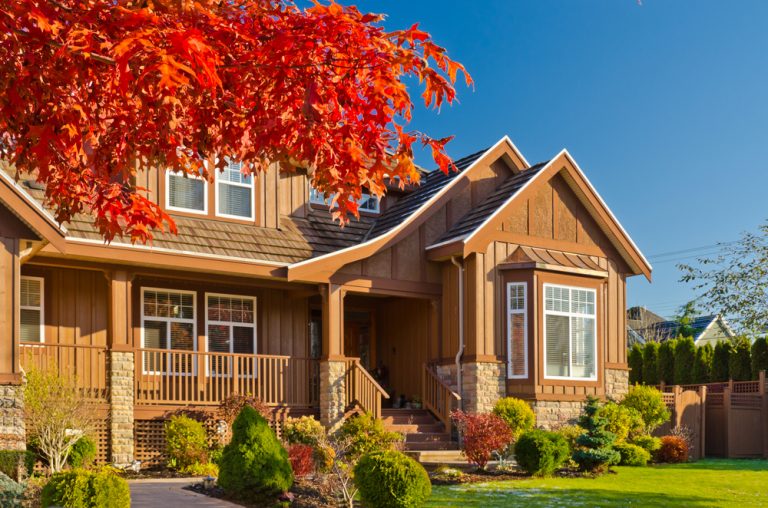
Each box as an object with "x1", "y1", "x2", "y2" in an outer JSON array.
[
  {"x1": 319, "y1": 360, "x2": 346, "y2": 431},
  {"x1": 605, "y1": 367, "x2": 630, "y2": 401},
  {"x1": 531, "y1": 400, "x2": 585, "y2": 429},
  {"x1": 0, "y1": 384, "x2": 25, "y2": 451},
  {"x1": 462, "y1": 361, "x2": 506, "y2": 414},
  {"x1": 109, "y1": 351, "x2": 134, "y2": 467}
]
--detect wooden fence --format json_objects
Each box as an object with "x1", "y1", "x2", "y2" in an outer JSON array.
[{"x1": 19, "y1": 343, "x2": 108, "y2": 402}]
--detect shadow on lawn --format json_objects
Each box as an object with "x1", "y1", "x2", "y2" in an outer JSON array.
[{"x1": 662, "y1": 458, "x2": 768, "y2": 472}]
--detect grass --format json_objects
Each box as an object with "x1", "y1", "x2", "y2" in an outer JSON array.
[{"x1": 428, "y1": 459, "x2": 768, "y2": 507}]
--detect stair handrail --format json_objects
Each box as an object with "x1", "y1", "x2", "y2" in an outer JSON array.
[
  {"x1": 422, "y1": 363, "x2": 461, "y2": 435},
  {"x1": 344, "y1": 358, "x2": 389, "y2": 419}
]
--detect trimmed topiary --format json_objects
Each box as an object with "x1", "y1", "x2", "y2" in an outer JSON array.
[
  {"x1": 572, "y1": 397, "x2": 620, "y2": 473},
  {"x1": 642, "y1": 342, "x2": 660, "y2": 385},
  {"x1": 673, "y1": 337, "x2": 696, "y2": 385},
  {"x1": 218, "y1": 405, "x2": 293, "y2": 498},
  {"x1": 614, "y1": 442, "x2": 650, "y2": 466},
  {"x1": 514, "y1": 429, "x2": 569, "y2": 477},
  {"x1": 354, "y1": 450, "x2": 431, "y2": 508},
  {"x1": 751, "y1": 337, "x2": 768, "y2": 379},
  {"x1": 658, "y1": 340, "x2": 676, "y2": 385},
  {"x1": 620, "y1": 385, "x2": 670, "y2": 434},
  {"x1": 628, "y1": 343, "x2": 643, "y2": 385},
  {"x1": 165, "y1": 414, "x2": 208, "y2": 469},
  {"x1": 491, "y1": 397, "x2": 535, "y2": 440},
  {"x1": 68, "y1": 435, "x2": 97, "y2": 469},
  {"x1": 693, "y1": 344, "x2": 714, "y2": 384},
  {"x1": 712, "y1": 341, "x2": 732, "y2": 382},
  {"x1": 41, "y1": 468, "x2": 130, "y2": 508}
]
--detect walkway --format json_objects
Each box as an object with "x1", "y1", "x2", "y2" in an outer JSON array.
[{"x1": 129, "y1": 478, "x2": 239, "y2": 507}]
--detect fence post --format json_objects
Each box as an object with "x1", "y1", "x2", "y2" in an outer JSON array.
[
  {"x1": 699, "y1": 385, "x2": 707, "y2": 459},
  {"x1": 761, "y1": 371, "x2": 768, "y2": 459},
  {"x1": 673, "y1": 385, "x2": 683, "y2": 428},
  {"x1": 723, "y1": 386, "x2": 732, "y2": 458},
  {"x1": 660, "y1": 380, "x2": 666, "y2": 393}
]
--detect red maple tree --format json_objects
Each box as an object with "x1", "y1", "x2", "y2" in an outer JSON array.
[{"x1": 0, "y1": 0, "x2": 470, "y2": 243}]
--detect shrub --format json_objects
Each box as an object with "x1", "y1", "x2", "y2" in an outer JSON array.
[
  {"x1": 628, "y1": 344, "x2": 643, "y2": 385},
  {"x1": 553, "y1": 424, "x2": 583, "y2": 454},
  {"x1": 693, "y1": 344, "x2": 714, "y2": 384},
  {"x1": 41, "y1": 468, "x2": 130, "y2": 508},
  {"x1": 354, "y1": 450, "x2": 431, "y2": 508},
  {"x1": 620, "y1": 385, "x2": 671, "y2": 433},
  {"x1": 597, "y1": 402, "x2": 644, "y2": 443},
  {"x1": 658, "y1": 339, "x2": 676, "y2": 385},
  {"x1": 0, "y1": 472, "x2": 25, "y2": 507},
  {"x1": 451, "y1": 411, "x2": 512, "y2": 470},
  {"x1": 515, "y1": 429, "x2": 570, "y2": 477},
  {"x1": 614, "y1": 443, "x2": 650, "y2": 466},
  {"x1": 713, "y1": 341, "x2": 732, "y2": 382},
  {"x1": 674, "y1": 337, "x2": 696, "y2": 385},
  {"x1": 68, "y1": 435, "x2": 97, "y2": 469},
  {"x1": 217, "y1": 394, "x2": 271, "y2": 425},
  {"x1": 0, "y1": 450, "x2": 35, "y2": 481},
  {"x1": 630, "y1": 435, "x2": 662, "y2": 457},
  {"x1": 283, "y1": 415, "x2": 326, "y2": 446},
  {"x1": 335, "y1": 413, "x2": 402, "y2": 462},
  {"x1": 181, "y1": 462, "x2": 219, "y2": 477},
  {"x1": 642, "y1": 342, "x2": 660, "y2": 385},
  {"x1": 657, "y1": 435, "x2": 689, "y2": 463},
  {"x1": 288, "y1": 444, "x2": 315, "y2": 478},
  {"x1": 730, "y1": 337, "x2": 752, "y2": 381},
  {"x1": 491, "y1": 397, "x2": 535, "y2": 440},
  {"x1": 751, "y1": 337, "x2": 768, "y2": 379},
  {"x1": 165, "y1": 415, "x2": 208, "y2": 469},
  {"x1": 572, "y1": 397, "x2": 620, "y2": 473},
  {"x1": 218, "y1": 406, "x2": 293, "y2": 498}
]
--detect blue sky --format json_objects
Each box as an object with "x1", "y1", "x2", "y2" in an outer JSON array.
[{"x1": 355, "y1": 0, "x2": 768, "y2": 319}]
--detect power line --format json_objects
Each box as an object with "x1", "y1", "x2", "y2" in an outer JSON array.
[{"x1": 647, "y1": 241, "x2": 738, "y2": 261}]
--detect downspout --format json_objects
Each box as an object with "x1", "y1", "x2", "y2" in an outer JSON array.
[{"x1": 450, "y1": 256, "x2": 464, "y2": 410}]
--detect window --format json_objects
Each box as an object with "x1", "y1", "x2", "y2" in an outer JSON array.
[
  {"x1": 216, "y1": 159, "x2": 254, "y2": 220},
  {"x1": 309, "y1": 185, "x2": 380, "y2": 213},
  {"x1": 543, "y1": 284, "x2": 597, "y2": 380},
  {"x1": 166, "y1": 168, "x2": 207, "y2": 214},
  {"x1": 206, "y1": 294, "x2": 257, "y2": 376},
  {"x1": 506, "y1": 282, "x2": 527, "y2": 378},
  {"x1": 141, "y1": 288, "x2": 196, "y2": 374},
  {"x1": 20, "y1": 276, "x2": 44, "y2": 343}
]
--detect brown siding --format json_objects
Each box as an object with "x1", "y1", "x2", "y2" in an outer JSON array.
[{"x1": 0, "y1": 204, "x2": 38, "y2": 240}]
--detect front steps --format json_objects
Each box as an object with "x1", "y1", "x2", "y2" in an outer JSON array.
[{"x1": 382, "y1": 409, "x2": 464, "y2": 462}]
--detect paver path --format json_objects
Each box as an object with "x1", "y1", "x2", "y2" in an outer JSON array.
[{"x1": 129, "y1": 478, "x2": 239, "y2": 507}]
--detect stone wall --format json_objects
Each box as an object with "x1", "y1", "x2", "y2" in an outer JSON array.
[
  {"x1": 109, "y1": 351, "x2": 134, "y2": 467},
  {"x1": 462, "y1": 361, "x2": 505, "y2": 414},
  {"x1": 605, "y1": 368, "x2": 630, "y2": 401},
  {"x1": 531, "y1": 400, "x2": 584, "y2": 429},
  {"x1": 319, "y1": 360, "x2": 346, "y2": 431},
  {"x1": 0, "y1": 384, "x2": 24, "y2": 451}
]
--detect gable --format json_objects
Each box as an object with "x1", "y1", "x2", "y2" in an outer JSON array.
[{"x1": 0, "y1": 202, "x2": 39, "y2": 240}]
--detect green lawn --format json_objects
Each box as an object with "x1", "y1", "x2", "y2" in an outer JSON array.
[{"x1": 428, "y1": 459, "x2": 768, "y2": 507}]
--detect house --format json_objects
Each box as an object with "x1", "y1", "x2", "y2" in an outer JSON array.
[
  {"x1": 0, "y1": 136, "x2": 651, "y2": 465},
  {"x1": 626, "y1": 306, "x2": 666, "y2": 346},
  {"x1": 630, "y1": 314, "x2": 735, "y2": 347}
]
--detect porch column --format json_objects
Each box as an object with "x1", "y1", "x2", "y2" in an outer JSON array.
[
  {"x1": 108, "y1": 270, "x2": 135, "y2": 466},
  {"x1": 319, "y1": 283, "x2": 346, "y2": 429},
  {"x1": 0, "y1": 236, "x2": 24, "y2": 451}
]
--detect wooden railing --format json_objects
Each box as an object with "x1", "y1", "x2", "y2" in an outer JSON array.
[
  {"x1": 343, "y1": 358, "x2": 389, "y2": 419},
  {"x1": 135, "y1": 349, "x2": 319, "y2": 407},
  {"x1": 422, "y1": 363, "x2": 461, "y2": 435},
  {"x1": 19, "y1": 343, "x2": 108, "y2": 402}
]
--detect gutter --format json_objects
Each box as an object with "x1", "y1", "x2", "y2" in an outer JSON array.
[{"x1": 450, "y1": 255, "x2": 465, "y2": 410}]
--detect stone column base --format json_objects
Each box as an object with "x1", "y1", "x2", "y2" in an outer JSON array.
[
  {"x1": 319, "y1": 360, "x2": 346, "y2": 431},
  {"x1": 109, "y1": 351, "x2": 135, "y2": 467},
  {"x1": 531, "y1": 400, "x2": 585, "y2": 429},
  {"x1": 605, "y1": 368, "x2": 630, "y2": 401},
  {"x1": 0, "y1": 384, "x2": 25, "y2": 451},
  {"x1": 462, "y1": 361, "x2": 505, "y2": 414}
]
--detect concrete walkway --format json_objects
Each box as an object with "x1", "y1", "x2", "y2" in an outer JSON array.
[{"x1": 129, "y1": 478, "x2": 239, "y2": 507}]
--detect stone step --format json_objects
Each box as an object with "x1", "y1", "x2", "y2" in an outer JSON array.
[
  {"x1": 403, "y1": 432, "x2": 451, "y2": 443},
  {"x1": 385, "y1": 423, "x2": 445, "y2": 434},
  {"x1": 382, "y1": 412, "x2": 436, "y2": 425},
  {"x1": 405, "y1": 449, "x2": 466, "y2": 463},
  {"x1": 402, "y1": 441, "x2": 460, "y2": 451}
]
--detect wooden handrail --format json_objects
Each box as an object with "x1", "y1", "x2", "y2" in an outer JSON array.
[
  {"x1": 422, "y1": 363, "x2": 461, "y2": 435},
  {"x1": 343, "y1": 358, "x2": 389, "y2": 419},
  {"x1": 19, "y1": 343, "x2": 108, "y2": 402}
]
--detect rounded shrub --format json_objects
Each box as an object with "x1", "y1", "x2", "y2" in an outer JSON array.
[
  {"x1": 657, "y1": 435, "x2": 689, "y2": 463},
  {"x1": 515, "y1": 429, "x2": 569, "y2": 477},
  {"x1": 41, "y1": 468, "x2": 130, "y2": 508},
  {"x1": 630, "y1": 435, "x2": 662, "y2": 457},
  {"x1": 553, "y1": 424, "x2": 583, "y2": 454},
  {"x1": 628, "y1": 344, "x2": 643, "y2": 385},
  {"x1": 165, "y1": 414, "x2": 208, "y2": 469},
  {"x1": 642, "y1": 342, "x2": 660, "y2": 385},
  {"x1": 68, "y1": 435, "x2": 97, "y2": 469},
  {"x1": 288, "y1": 444, "x2": 315, "y2": 478},
  {"x1": 354, "y1": 450, "x2": 431, "y2": 508},
  {"x1": 620, "y1": 385, "x2": 670, "y2": 433},
  {"x1": 596, "y1": 402, "x2": 644, "y2": 443},
  {"x1": 336, "y1": 412, "x2": 403, "y2": 462},
  {"x1": 283, "y1": 415, "x2": 326, "y2": 446},
  {"x1": 614, "y1": 443, "x2": 650, "y2": 466},
  {"x1": 491, "y1": 397, "x2": 535, "y2": 439},
  {"x1": 218, "y1": 405, "x2": 293, "y2": 498}
]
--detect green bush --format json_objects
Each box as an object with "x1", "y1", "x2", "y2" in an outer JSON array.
[
  {"x1": 0, "y1": 450, "x2": 35, "y2": 481},
  {"x1": 283, "y1": 415, "x2": 326, "y2": 446},
  {"x1": 630, "y1": 435, "x2": 662, "y2": 457},
  {"x1": 596, "y1": 402, "x2": 644, "y2": 443},
  {"x1": 674, "y1": 337, "x2": 696, "y2": 385},
  {"x1": 165, "y1": 415, "x2": 208, "y2": 469},
  {"x1": 354, "y1": 450, "x2": 431, "y2": 508},
  {"x1": 0, "y1": 471, "x2": 25, "y2": 507},
  {"x1": 713, "y1": 341, "x2": 732, "y2": 382},
  {"x1": 620, "y1": 385, "x2": 670, "y2": 433},
  {"x1": 614, "y1": 442, "x2": 650, "y2": 466},
  {"x1": 491, "y1": 397, "x2": 535, "y2": 440},
  {"x1": 642, "y1": 342, "x2": 660, "y2": 385},
  {"x1": 218, "y1": 406, "x2": 293, "y2": 498},
  {"x1": 41, "y1": 468, "x2": 130, "y2": 508},
  {"x1": 335, "y1": 413, "x2": 402, "y2": 462},
  {"x1": 658, "y1": 340, "x2": 676, "y2": 385},
  {"x1": 554, "y1": 424, "x2": 583, "y2": 454},
  {"x1": 572, "y1": 397, "x2": 620, "y2": 473},
  {"x1": 729, "y1": 337, "x2": 752, "y2": 381},
  {"x1": 68, "y1": 435, "x2": 97, "y2": 469},
  {"x1": 751, "y1": 337, "x2": 768, "y2": 379},
  {"x1": 181, "y1": 462, "x2": 219, "y2": 477},
  {"x1": 628, "y1": 344, "x2": 643, "y2": 385},
  {"x1": 515, "y1": 429, "x2": 569, "y2": 477},
  {"x1": 693, "y1": 344, "x2": 714, "y2": 383}
]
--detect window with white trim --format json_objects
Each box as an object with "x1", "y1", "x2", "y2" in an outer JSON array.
[
  {"x1": 141, "y1": 289, "x2": 196, "y2": 374},
  {"x1": 216, "y1": 159, "x2": 254, "y2": 219},
  {"x1": 206, "y1": 294, "x2": 257, "y2": 376},
  {"x1": 309, "y1": 186, "x2": 380, "y2": 213},
  {"x1": 20, "y1": 276, "x2": 44, "y2": 343},
  {"x1": 543, "y1": 284, "x2": 597, "y2": 380},
  {"x1": 166, "y1": 168, "x2": 207, "y2": 214},
  {"x1": 506, "y1": 282, "x2": 527, "y2": 378}
]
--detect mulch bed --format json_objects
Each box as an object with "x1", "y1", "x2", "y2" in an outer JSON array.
[
  {"x1": 430, "y1": 467, "x2": 598, "y2": 485},
  {"x1": 123, "y1": 468, "x2": 199, "y2": 480},
  {"x1": 185, "y1": 476, "x2": 339, "y2": 507}
]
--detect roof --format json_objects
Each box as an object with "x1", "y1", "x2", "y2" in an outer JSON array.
[
  {"x1": 632, "y1": 315, "x2": 735, "y2": 343},
  {"x1": 502, "y1": 245, "x2": 607, "y2": 275}
]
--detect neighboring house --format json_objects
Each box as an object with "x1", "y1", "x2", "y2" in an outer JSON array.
[
  {"x1": 626, "y1": 306, "x2": 666, "y2": 346},
  {"x1": 0, "y1": 136, "x2": 651, "y2": 464},
  {"x1": 630, "y1": 314, "x2": 736, "y2": 346}
]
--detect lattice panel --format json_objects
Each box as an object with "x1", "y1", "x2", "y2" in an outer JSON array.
[{"x1": 134, "y1": 419, "x2": 168, "y2": 467}]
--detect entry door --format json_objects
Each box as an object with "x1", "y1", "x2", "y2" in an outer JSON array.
[{"x1": 344, "y1": 312, "x2": 374, "y2": 369}]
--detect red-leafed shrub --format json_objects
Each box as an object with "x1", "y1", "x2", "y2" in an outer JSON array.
[
  {"x1": 288, "y1": 444, "x2": 315, "y2": 478},
  {"x1": 451, "y1": 410, "x2": 513, "y2": 470},
  {"x1": 657, "y1": 436, "x2": 689, "y2": 463}
]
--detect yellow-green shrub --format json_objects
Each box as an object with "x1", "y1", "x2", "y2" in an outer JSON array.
[
  {"x1": 165, "y1": 415, "x2": 208, "y2": 469},
  {"x1": 491, "y1": 397, "x2": 535, "y2": 440}
]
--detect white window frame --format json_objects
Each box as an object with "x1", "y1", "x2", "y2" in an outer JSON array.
[
  {"x1": 20, "y1": 275, "x2": 44, "y2": 344},
  {"x1": 214, "y1": 159, "x2": 255, "y2": 221},
  {"x1": 140, "y1": 287, "x2": 197, "y2": 375},
  {"x1": 308, "y1": 184, "x2": 380, "y2": 213},
  {"x1": 165, "y1": 169, "x2": 208, "y2": 215},
  {"x1": 204, "y1": 292, "x2": 258, "y2": 377},
  {"x1": 506, "y1": 282, "x2": 527, "y2": 379},
  {"x1": 542, "y1": 283, "x2": 598, "y2": 381}
]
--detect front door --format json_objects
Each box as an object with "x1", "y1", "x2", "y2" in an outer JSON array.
[{"x1": 344, "y1": 311, "x2": 374, "y2": 369}]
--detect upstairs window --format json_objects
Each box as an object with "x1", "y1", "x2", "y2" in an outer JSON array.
[
  {"x1": 309, "y1": 186, "x2": 380, "y2": 214},
  {"x1": 141, "y1": 288, "x2": 196, "y2": 374},
  {"x1": 506, "y1": 282, "x2": 527, "y2": 378},
  {"x1": 166, "y1": 168, "x2": 207, "y2": 214},
  {"x1": 544, "y1": 284, "x2": 597, "y2": 380},
  {"x1": 20, "y1": 276, "x2": 44, "y2": 343},
  {"x1": 206, "y1": 294, "x2": 257, "y2": 376},
  {"x1": 216, "y1": 159, "x2": 254, "y2": 220}
]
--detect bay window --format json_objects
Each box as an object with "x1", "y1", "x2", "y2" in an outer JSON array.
[
  {"x1": 216, "y1": 159, "x2": 254, "y2": 220},
  {"x1": 506, "y1": 282, "x2": 527, "y2": 378},
  {"x1": 543, "y1": 284, "x2": 597, "y2": 380},
  {"x1": 141, "y1": 288, "x2": 196, "y2": 374},
  {"x1": 20, "y1": 276, "x2": 44, "y2": 343}
]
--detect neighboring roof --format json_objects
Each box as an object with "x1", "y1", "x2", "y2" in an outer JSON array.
[
  {"x1": 632, "y1": 314, "x2": 736, "y2": 344},
  {"x1": 627, "y1": 326, "x2": 646, "y2": 347}
]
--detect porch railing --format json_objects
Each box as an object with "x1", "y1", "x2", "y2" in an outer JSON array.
[
  {"x1": 135, "y1": 348, "x2": 319, "y2": 407},
  {"x1": 422, "y1": 363, "x2": 461, "y2": 435},
  {"x1": 19, "y1": 343, "x2": 108, "y2": 402},
  {"x1": 344, "y1": 358, "x2": 389, "y2": 419}
]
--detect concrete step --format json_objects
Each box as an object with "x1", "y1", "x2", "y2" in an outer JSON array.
[
  {"x1": 382, "y1": 413, "x2": 436, "y2": 425},
  {"x1": 385, "y1": 423, "x2": 445, "y2": 434},
  {"x1": 403, "y1": 432, "x2": 451, "y2": 443},
  {"x1": 403, "y1": 441, "x2": 461, "y2": 452},
  {"x1": 405, "y1": 449, "x2": 465, "y2": 464}
]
